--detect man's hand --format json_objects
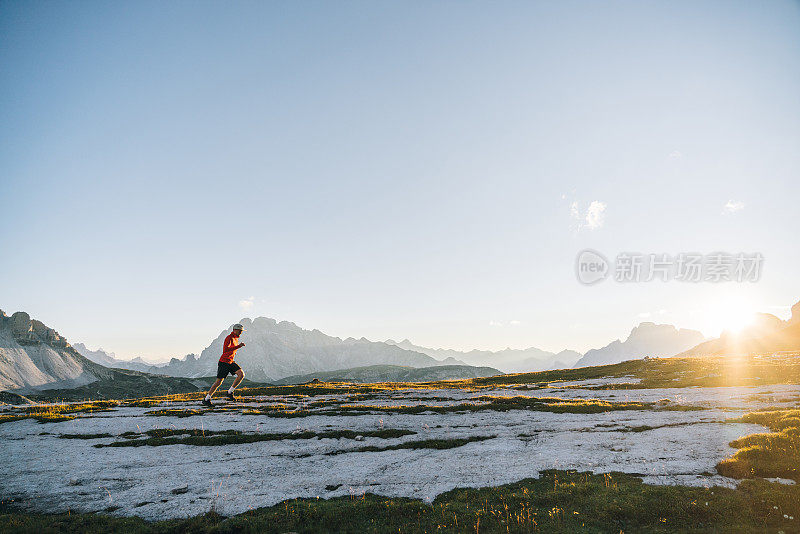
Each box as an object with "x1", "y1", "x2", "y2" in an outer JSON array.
[{"x1": 238, "y1": 343, "x2": 245, "y2": 348}]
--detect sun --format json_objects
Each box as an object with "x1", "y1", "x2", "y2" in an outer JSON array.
[{"x1": 701, "y1": 300, "x2": 756, "y2": 337}]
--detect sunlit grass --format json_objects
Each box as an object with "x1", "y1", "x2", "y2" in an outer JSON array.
[
  {"x1": 475, "y1": 354, "x2": 800, "y2": 390},
  {"x1": 0, "y1": 400, "x2": 119, "y2": 425},
  {"x1": 718, "y1": 409, "x2": 800, "y2": 481},
  {"x1": 2, "y1": 470, "x2": 798, "y2": 533}
]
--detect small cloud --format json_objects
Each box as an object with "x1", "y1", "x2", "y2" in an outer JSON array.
[
  {"x1": 585, "y1": 201, "x2": 606, "y2": 229},
  {"x1": 571, "y1": 200, "x2": 606, "y2": 232},
  {"x1": 509, "y1": 320, "x2": 521, "y2": 326},
  {"x1": 238, "y1": 296, "x2": 255, "y2": 312},
  {"x1": 668, "y1": 150, "x2": 683, "y2": 160},
  {"x1": 723, "y1": 200, "x2": 745, "y2": 214},
  {"x1": 489, "y1": 320, "x2": 503, "y2": 327}
]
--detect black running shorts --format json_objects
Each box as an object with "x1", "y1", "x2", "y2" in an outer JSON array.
[{"x1": 217, "y1": 361, "x2": 241, "y2": 378}]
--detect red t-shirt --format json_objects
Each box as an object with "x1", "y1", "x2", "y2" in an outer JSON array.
[{"x1": 219, "y1": 333, "x2": 242, "y2": 364}]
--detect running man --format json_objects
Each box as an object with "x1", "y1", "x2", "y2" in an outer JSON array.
[{"x1": 202, "y1": 323, "x2": 246, "y2": 406}]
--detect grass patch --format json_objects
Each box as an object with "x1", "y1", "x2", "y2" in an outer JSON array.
[
  {"x1": 95, "y1": 428, "x2": 416, "y2": 448},
  {"x1": 474, "y1": 354, "x2": 800, "y2": 390},
  {"x1": 121, "y1": 399, "x2": 164, "y2": 408},
  {"x1": 617, "y1": 421, "x2": 707, "y2": 433},
  {"x1": 329, "y1": 435, "x2": 495, "y2": 455},
  {"x1": 0, "y1": 413, "x2": 76, "y2": 424},
  {"x1": 2, "y1": 470, "x2": 799, "y2": 533},
  {"x1": 144, "y1": 408, "x2": 204, "y2": 418},
  {"x1": 230, "y1": 392, "x2": 708, "y2": 419},
  {"x1": 717, "y1": 409, "x2": 800, "y2": 481},
  {"x1": 264, "y1": 395, "x2": 697, "y2": 418},
  {"x1": 0, "y1": 401, "x2": 119, "y2": 423},
  {"x1": 0, "y1": 414, "x2": 29, "y2": 425},
  {"x1": 0, "y1": 400, "x2": 119, "y2": 424},
  {"x1": 58, "y1": 433, "x2": 114, "y2": 439},
  {"x1": 22, "y1": 400, "x2": 119, "y2": 414}
]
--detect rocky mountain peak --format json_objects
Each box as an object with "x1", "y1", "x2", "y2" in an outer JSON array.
[
  {"x1": 628, "y1": 322, "x2": 676, "y2": 338},
  {"x1": 791, "y1": 300, "x2": 800, "y2": 324},
  {"x1": 1, "y1": 311, "x2": 69, "y2": 348}
]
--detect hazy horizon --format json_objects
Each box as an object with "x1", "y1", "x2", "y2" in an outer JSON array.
[
  {"x1": 2, "y1": 1, "x2": 799, "y2": 360},
  {"x1": 64, "y1": 301, "x2": 796, "y2": 365}
]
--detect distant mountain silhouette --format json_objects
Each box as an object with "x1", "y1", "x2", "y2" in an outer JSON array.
[
  {"x1": 677, "y1": 299, "x2": 800, "y2": 357},
  {"x1": 574, "y1": 322, "x2": 706, "y2": 368},
  {"x1": 149, "y1": 317, "x2": 479, "y2": 381},
  {"x1": 385, "y1": 339, "x2": 582, "y2": 372},
  {"x1": 274, "y1": 364, "x2": 503, "y2": 384},
  {"x1": 72, "y1": 343, "x2": 156, "y2": 373}
]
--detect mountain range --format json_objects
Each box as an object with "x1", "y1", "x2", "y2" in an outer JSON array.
[
  {"x1": 384, "y1": 339, "x2": 582, "y2": 372},
  {"x1": 0, "y1": 309, "x2": 201, "y2": 397},
  {"x1": 71, "y1": 343, "x2": 155, "y2": 373},
  {"x1": 9, "y1": 297, "x2": 800, "y2": 395},
  {"x1": 677, "y1": 301, "x2": 800, "y2": 357},
  {"x1": 79, "y1": 317, "x2": 480, "y2": 382},
  {"x1": 76, "y1": 318, "x2": 707, "y2": 378},
  {"x1": 573, "y1": 322, "x2": 706, "y2": 368}
]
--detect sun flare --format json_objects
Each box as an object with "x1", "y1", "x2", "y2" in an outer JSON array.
[{"x1": 701, "y1": 300, "x2": 756, "y2": 337}]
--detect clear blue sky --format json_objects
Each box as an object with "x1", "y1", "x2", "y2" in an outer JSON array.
[{"x1": 1, "y1": 1, "x2": 799, "y2": 361}]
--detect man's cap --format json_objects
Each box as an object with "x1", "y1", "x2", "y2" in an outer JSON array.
[{"x1": 232, "y1": 323, "x2": 245, "y2": 331}]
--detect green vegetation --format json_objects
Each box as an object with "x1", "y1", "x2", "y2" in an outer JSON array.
[
  {"x1": 329, "y1": 435, "x2": 495, "y2": 455},
  {"x1": 121, "y1": 399, "x2": 165, "y2": 408},
  {"x1": 717, "y1": 409, "x2": 800, "y2": 481},
  {"x1": 22, "y1": 400, "x2": 119, "y2": 414},
  {"x1": 0, "y1": 400, "x2": 119, "y2": 425},
  {"x1": 615, "y1": 421, "x2": 707, "y2": 433},
  {"x1": 2, "y1": 470, "x2": 799, "y2": 533},
  {"x1": 144, "y1": 408, "x2": 204, "y2": 418},
  {"x1": 24, "y1": 374, "x2": 205, "y2": 403},
  {"x1": 0, "y1": 413, "x2": 75, "y2": 424},
  {"x1": 58, "y1": 433, "x2": 114, "y2": 439},
  {"x1": 95, "y1": 428, "x2": 416, "y2": 448},
  {"x1": 239, "y1": 395, "x2": 702, "y2": 419},
  {"x1": 477, "y1": 354, "x2": 800, "y2": 390}
]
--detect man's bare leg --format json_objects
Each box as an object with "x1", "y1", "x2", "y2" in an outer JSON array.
[
  {"x1": 226, "y1": 369, "x2": 245, "y2": 398},
  {"x1": 204, "y1": 378, "x2": 224, "y2": 403},
  {"x1": 230, "y1": 369, "x2": 244, "y2": 390}
]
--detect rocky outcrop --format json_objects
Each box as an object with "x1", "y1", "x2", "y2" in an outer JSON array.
[
  {"x1": 0, "y1": 310, "x2": 113, "y2": 390},
  {"x1": 2, "y1": 312, "x2": 70, "y2": 348},
  {"x1": 0, "y1": 309, "x2": 209, "y2": 397}
]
